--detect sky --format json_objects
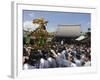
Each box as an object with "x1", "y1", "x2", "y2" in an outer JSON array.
[{"x1": 23, "y1": 10, "x2": 91, "y2": 32}]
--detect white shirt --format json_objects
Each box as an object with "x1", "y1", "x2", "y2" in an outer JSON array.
[
  {"x1": 84, "y1": 61, "x2": 91, "y2": 66},
  {"x1": 23, "y1": 63, "x2": 29, "y2": 70},
  {"x1": 71, "y1": 63, "x2": 77, "y2": 67},
  {"x1": 40, "y1": 58, "x2": 49, "y2": 68},
  {"x1": 75, "y1": 59, "x2": 82, "y2": 66}
]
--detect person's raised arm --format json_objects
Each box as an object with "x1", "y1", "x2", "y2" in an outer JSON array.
[{"x1": 50, "y1": 49, "x2": 57, "y2": 57}]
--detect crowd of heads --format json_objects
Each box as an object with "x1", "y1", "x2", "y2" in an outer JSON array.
[{"x1": 23, "y1": 41, "x2": 91, "y2": 70}]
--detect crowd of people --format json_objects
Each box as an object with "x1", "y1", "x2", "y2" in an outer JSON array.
[{"x1": 23, "y1": 41, "x2": 91, "y2": 70}]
